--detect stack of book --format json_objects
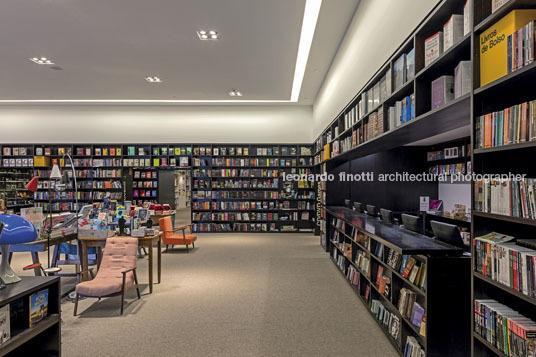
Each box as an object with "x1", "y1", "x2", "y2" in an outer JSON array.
[
  {"x1": 474, "y1": 178, "x2": 536, "y2": 219},
  {"x1": 474, "y1": 299, "x2": 536, "y2": 356},
  {"x1": 475, "y1": 99, "x2": 536, "y2": 149}
]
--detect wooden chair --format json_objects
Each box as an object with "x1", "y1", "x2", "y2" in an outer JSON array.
[
  {"x1": 158, "y1": 216, "x2": 197, "y2": 252},
  {"x1": 73, "y1": 237, "x2": 140, "y2": 316}
]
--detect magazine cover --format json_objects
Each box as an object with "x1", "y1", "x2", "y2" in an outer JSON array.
[
  {"x1": 0, "y1": 304, "x2": 10, "y2": 345},
  {"x1": 29, "y1": 288, "x2": 48, "y2": 327}
]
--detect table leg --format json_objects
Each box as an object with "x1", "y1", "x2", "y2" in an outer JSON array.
[
  {"x1": 51, "y1": 245, "x2": 60, "y2": 268},
  {"x1": 148, "y1": 243, "x2": 153, "y2": 294},
  {"x1": 157, "y1": 238, "x2": 161, "y2": 284},
  {"x1": 82, "y1": 242, "x2": 89, "y2": 281},
  {"x1": 31, "y1": 252, "x2": 41, "y2": 276}
]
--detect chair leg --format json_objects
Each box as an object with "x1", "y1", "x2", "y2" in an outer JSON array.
[
  {"x1": 133, "y1": 270, "x2": 141, "y2": 300},
  {"x1": 73, "y1": 293, "x2": 79, "y2": 316},
  {"x1": 120, "y1": 273, "x2": 126, "y2": 315},
  {"x1": 192, "y1": 242, "x2": 195, "y2": 248},
  {"x1": 186, "y1": 244, "x2": 189, "y2": 253}
]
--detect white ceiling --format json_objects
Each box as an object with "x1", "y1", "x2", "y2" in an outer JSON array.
[{"x1": 0, "y1": 0, "x2": 359, "y2": 104}]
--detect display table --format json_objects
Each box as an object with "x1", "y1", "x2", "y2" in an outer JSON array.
[
  {"x1": 9, "y1": 233, "x2": 78, "y2": 276},
  {"x1": 79, "y1": 233, "x2": 162, "y2": 293}
]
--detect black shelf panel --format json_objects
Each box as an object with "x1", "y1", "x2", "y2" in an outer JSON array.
[
  {"x1": 473, "y1": 332, "x2": 505, "y2": 356},
  {"x1": 473, "y1": 272, "x2": 536, "y2": 307},
  {"x1": 474, "y1": 140, "x2": 536, "y2": 154},
  {"x1": 474, "y1": 61, "x2": 536, "y2": 96},
  {"x1": 472, "y1": 210, "x2": 536, "y2": 227},
  {"x1": 0, "y1": 314, "x2": 60, "y2": 356},
  {"x1": 415, "y1": 34, "x2": 471, "y2": 81},
  {"x1": 326, "y1": 94, "x2": 470, "y2": 166},
  {"x1": 474, "y1": 0, "x2": 536, "y2": 34}
]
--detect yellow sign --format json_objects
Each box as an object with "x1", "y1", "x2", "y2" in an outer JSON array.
[{"x1": 479, "y1": 10, "x2": 536, "y2": 87}]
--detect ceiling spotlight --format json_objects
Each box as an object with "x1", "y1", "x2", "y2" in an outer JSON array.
[
  {"x1": 229, "y1": 90, "x2": 242, "y2": 97},
  {"x1": 145, "y1": 76, "x2": 162, "y2": 83},
  {"x1": 30, "y1": 57, "x2": 55, "y2": 65},
  {"x1": 197, "y1": 30, "x2": 219, "y2": 40}
]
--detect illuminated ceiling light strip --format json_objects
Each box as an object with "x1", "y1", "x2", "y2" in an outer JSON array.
[
  {"x1": 290, "y1": 0, "x2": 322, "y2": 102},
  {"x1": 4, "y1": 0, "x2": 321, "y2": 104}
]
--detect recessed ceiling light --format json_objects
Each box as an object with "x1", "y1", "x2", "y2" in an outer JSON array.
[
  {"x1": 145, "y1": 76, "x2": 162, "y2": 83},
  {"x1": 197, "y1": 30, "x2": 218, "y2": 40},
  {"x1": 229, "y1": 90, "x2": 242, "y2": 97},
  {"x1": 30, "y1": 57, "x2": 54, "y2": 65}
]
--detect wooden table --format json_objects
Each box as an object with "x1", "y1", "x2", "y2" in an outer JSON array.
[
  {"x1": 78, "y1": 233, "x2": 162, "y2": 293},
  {"x1": 9, "y1": 233, "x2": 77, "y2": 276},
  {"x1": 149, "y1": 211, "x2": 175, "y2": 226}
]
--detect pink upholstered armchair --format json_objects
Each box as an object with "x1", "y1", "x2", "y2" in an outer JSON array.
[{"x1": 74, "y1": 237, "x2": 141, "y2": 316}]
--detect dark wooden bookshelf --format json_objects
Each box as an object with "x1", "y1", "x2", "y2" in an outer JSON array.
[
  {"x1": 0, "y1": 276, "x2": 61, "y2": 356},
  {"x1": 326, "y1": 206, "x2": 470, "y2": 356}
]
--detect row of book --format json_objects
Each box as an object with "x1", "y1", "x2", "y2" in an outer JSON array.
[
  {"x1": 210, "y1": 212, "x2": 281, "y2": 221},
  {"x1": 122, "y1": 157, "x2": 189, "y2": 167},
  {"x1": 507, "y1": 20, "x2": 535, "y2": 74},
  {"x1": 132, "y1": 181, "x2": 157, "y2": 188},
  {"x1": 475, "y1": 99, "x2": 536, "y2": 149},
  {"x1": 474, "y1": 232, "x2": 536, "y2": 299},
  {"x1": 2, "y1": 158, "x2": 34, "y2": 167},
  {"x1": 2, "y1": 146, "x2": 32, "y2": 156},
  {"x1": 211, "y1": 223, "x2": 279, "y2": 232},
  {"x1": 211, "y1": 169, "x2": 280, "y2": 178},
  {"x1": 78, "y1": 180, "x2": 122, "y2": 189},
  {"x1": 426, "y1": 143, "x2": 469, "y2": 161},
  {"x1": 370, "y1": 299, "x2": 401, "y2": 341},
  {"x1": 398, "y1": 288, "x2": 426, "y2": 336},
  {"x1": 474, "y1": 178, "x2": 536, "y2": 219},
  {"x1": 34, "y1": 201, "x2": 74, "y2": 212},
  {"x1": 404, "y1": 336, "x2": 425, "y2": 357},
  {"x1": 132, "y1": 190, "x2": 156, "y2": 198},
  {"x1": 211, "y1": 158, "x2": 248, "y2": 167},
  {"x1": 428, "y1": 162, "x2": 468, "y2": 176},
  {"x1": 474, "y1": 299, "x2": 536, "y2": 357},
  {"x1": 431, "y1": 62, "x2": 470, "y2": 112},
  {"x1": 400, "y1": 256, "x2": 427, "y2": 291},
  {"x1": 133, "y1": 170, "x2": 157, "y2": 179},
  {"x1": 34, "y1": 168, "x2": 122, "y2": 179}
]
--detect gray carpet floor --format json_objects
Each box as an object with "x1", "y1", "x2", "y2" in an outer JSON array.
[{"x1": 11, "y1": 233, "x2": 398, "y2": 357}]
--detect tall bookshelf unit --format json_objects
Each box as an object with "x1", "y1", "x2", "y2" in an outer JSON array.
[
  {"x1": 190, "y1": 144, "x2": 315, "y2": 233},
  {"x1": 471, "y1": 1, "x2": 536, "y2": 356}
]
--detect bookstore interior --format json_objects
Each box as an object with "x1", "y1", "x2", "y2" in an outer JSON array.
[{"x1": 1, "y1": 0, "x2": 536, "y2": 356}]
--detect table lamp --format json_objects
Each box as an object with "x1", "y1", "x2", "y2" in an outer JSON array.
[
  {"x1": 25, "y1": 177, "x2": 39, "y2": 192},
  {"x1": 0, "y1": 214, "x2": 38, "y2": 284}
]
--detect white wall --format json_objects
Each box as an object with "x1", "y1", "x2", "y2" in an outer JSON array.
[
  {"x1": 313, "y1": 0, "x2": 441, "y2": 136},
  {"x1": 438, "y1": 182, "x2": 472, "y2": 213},
  {"x1": 0, "y1": 105, "x2": 313, "y2": 144}
]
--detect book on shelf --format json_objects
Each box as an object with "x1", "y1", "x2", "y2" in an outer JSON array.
[
  {"x1": 463, "y1": 0, "x2": 471, "y2": 36},
  {"x1": 479, "y1": 10, "x2": 536, "y2": 86},
  {"x1": 393, "y1": 53, "x2": 406, "y2": 90},
  {"x1": 404, "y1": 336, "x2": 425, "y2": 357},
  {"x1": 507, "y1": 20, "x2": 535, "y2": 74},
  {"x1": 475, "y1": 99, "x2": 536, "y2": 149},
  {"x1": 398, "y1": 287, "x2": 417, "y2": 319},
  {"x1": 474, "y1": 178, "x2": 536, "y2": 219},
  {"x1": 443, "y1": 14, "x2": 464, "y2": 52},
  {"x1": 29, "y1": 288, "x2": 48, "y2": 327},
  {"x1": 370, "y1": 299, "x2": 400, "y2": 340},
  {"x1": 431, "y1": 75, "x2": 454, "y2": 110},
  {"x1": 0, "y1": 304, "x2": 9, "y2": 345},
  {"x1": 385, "y1": 68, "x2": 392, "y2": 96},
  {"x1": 425, "y1": 31, "x2": 443, "y2": 67},
  {"x1": 474, "y1": 299, "x2": 536, "y2": 356},
  {"x1": 411, "y1": 302, "x2": 425, "y2": 331},
  {"x1": 406, "y1": 48, "x2": 415, "y2": 80},
  {"x1": 454, "y1": 60, "x2": 471, "y2": 98},
  {"x1": 492, "y1": 0, "x2": 509, "y2": 14}
]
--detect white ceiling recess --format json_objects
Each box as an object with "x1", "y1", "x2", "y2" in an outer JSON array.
[{"x1": 0, "y1": 0, "x2": 359, "y2": 104}]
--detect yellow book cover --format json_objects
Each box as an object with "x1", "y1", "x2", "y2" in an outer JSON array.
[
  {"x1": 175, "y1": 148, "x2": 181, "y2": 155},
  {"x1": 103, "y1": 148, "x2": 109, "y2": 156},
  {"x1": 322, "y1": 144, "x2": 330, "y2": 161},
  {"x1": 153, "y1": 158, "x2": 160, "y2": 167},
  {"x1": 117, "y1": 148, "x2": 122, "y2": 156},
  {"x1": 480, "y1": 10, "x2": 536, "y2": 86}
]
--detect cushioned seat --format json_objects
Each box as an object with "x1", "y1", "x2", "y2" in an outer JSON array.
[
  {"x1": 158, "y1": 216, "x2": 197, "y2": 252},
  {"x1": 74, "y1": 237, "x2": 141, "y2": 315}
]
